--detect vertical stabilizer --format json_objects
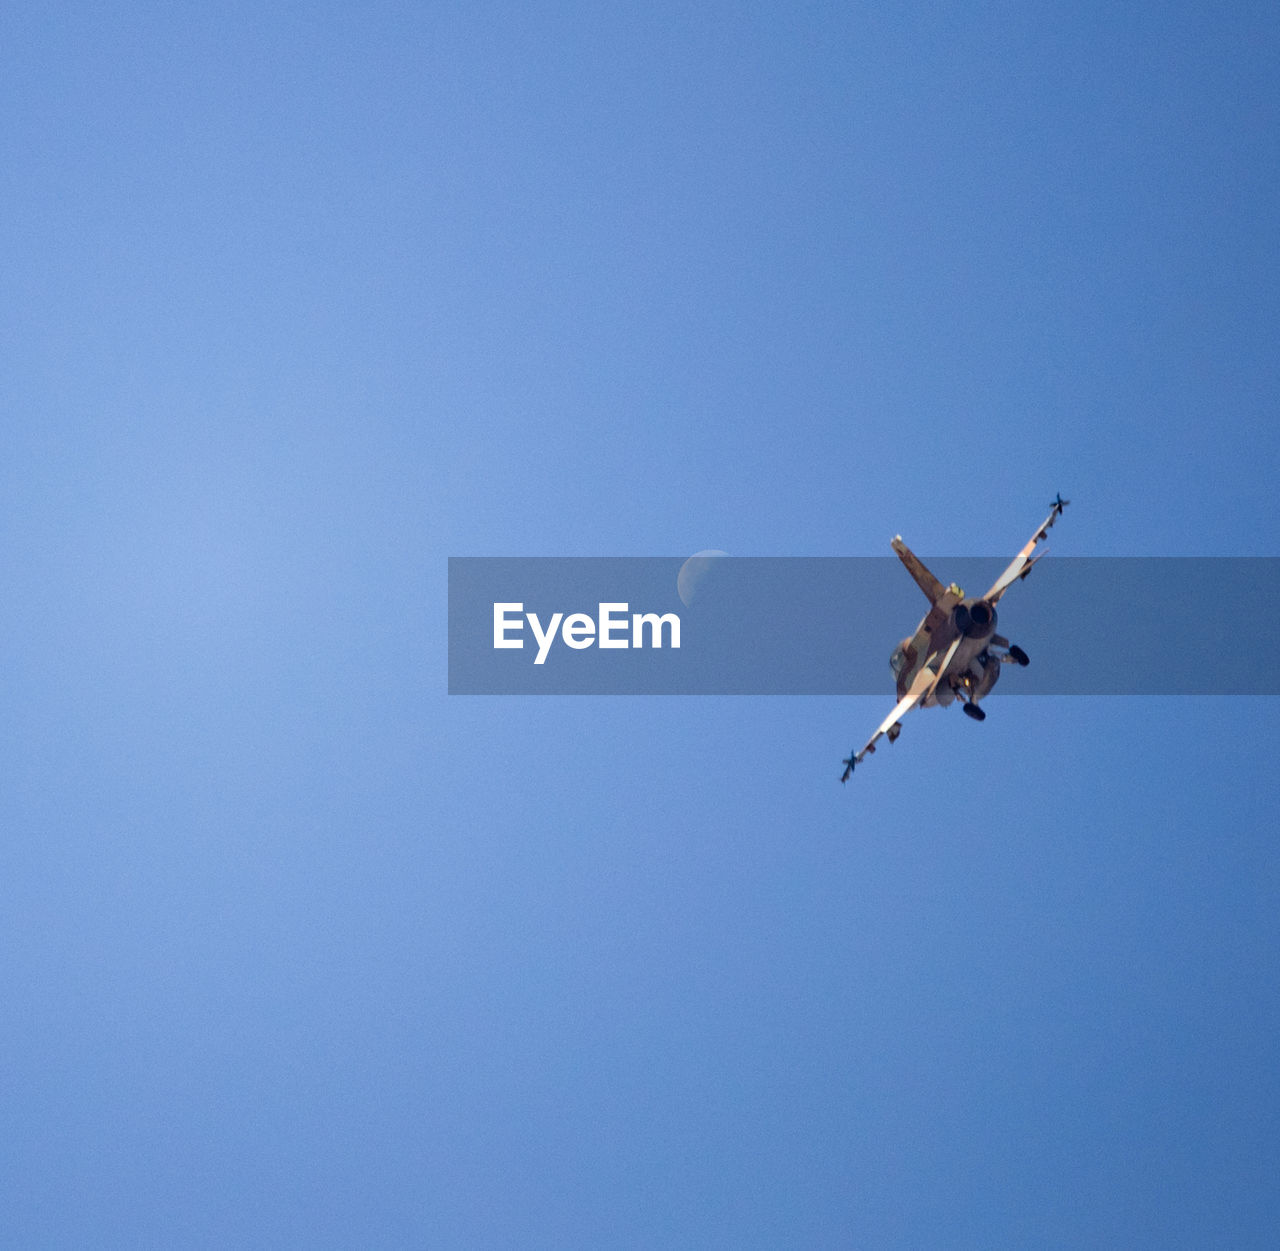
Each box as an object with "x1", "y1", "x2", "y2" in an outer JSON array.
[{"x1": 891, "y1": 536, "x2": 947, "y2": 603}]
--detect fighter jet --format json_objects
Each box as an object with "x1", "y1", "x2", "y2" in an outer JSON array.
[{"x1": 841, "y1": 495, "x2": 1069, "y2": 781}]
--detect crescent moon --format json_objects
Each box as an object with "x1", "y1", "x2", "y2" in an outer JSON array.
[{"x1": 677, "y1": 550, "x2": 729, "y2": 607}]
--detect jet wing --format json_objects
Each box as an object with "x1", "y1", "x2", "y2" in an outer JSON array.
[
  {"x1": 924, "y1": 634, "x2": 965, "y2": 702},
  {"x1": 983, "y1": 497, "x2": 1069, "y2": 603},
  {"x1": 841, "y1": 664, "x2": 936, "y2": 781}
]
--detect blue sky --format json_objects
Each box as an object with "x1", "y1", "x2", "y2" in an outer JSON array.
[{"x1": 2, "y1": 2, "x2": 1278, "y2": 1246}]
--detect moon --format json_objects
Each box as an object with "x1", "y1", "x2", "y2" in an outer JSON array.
[{"x1": 677, "y1": 550, "x2": 729, "y2": 607}]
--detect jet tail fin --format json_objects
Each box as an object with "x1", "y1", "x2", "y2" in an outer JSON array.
[{"x1": 891, "y1": 535, "x2": 947, "y2": 603}]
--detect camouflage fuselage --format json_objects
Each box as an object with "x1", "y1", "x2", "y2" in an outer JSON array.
[{"x1": 893, "y1": 592, "x2": 1000, "y2": 706}]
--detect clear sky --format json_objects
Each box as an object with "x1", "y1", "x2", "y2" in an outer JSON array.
[{"x1": 3, "y1": 2, "x2": 1278, "y2": 1246}]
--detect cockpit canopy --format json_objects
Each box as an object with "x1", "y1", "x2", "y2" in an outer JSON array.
[{"x1": 889, "y1": 644, "x2": 907, "y2": 676}]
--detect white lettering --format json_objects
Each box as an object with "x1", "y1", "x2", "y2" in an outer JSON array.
[
  {"x1": 562, "y1": 613, "x2": 595, "y2": 649},
  {"x1": 597, "y1": 602, "x2": 630, "y2": 648},
  {"x1": 632, "y1": 612, "x2": 681, "y2": 649},
  {"x1": 493, "y1": 602, "x2": 682, "y2": 660},
  {"x1": 527, "y1": 611, "x2": 563, "y2": 665},
  {"x1": 494, "y1": 602, "x2": 524, "y2": 649}
]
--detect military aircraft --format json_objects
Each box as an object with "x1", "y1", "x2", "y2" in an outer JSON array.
[{"x1": 841, "y1": 495, "x2": 1069, "y2": 781}]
